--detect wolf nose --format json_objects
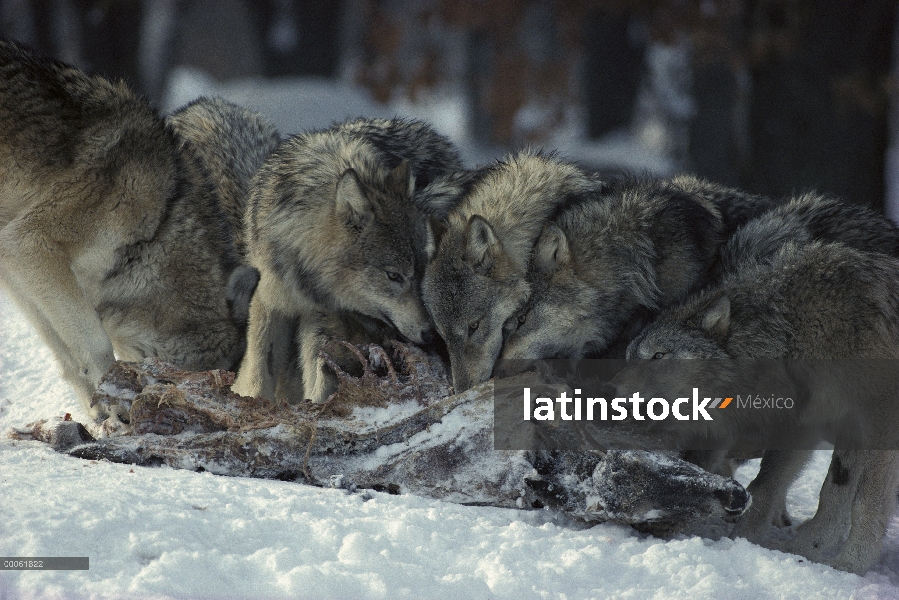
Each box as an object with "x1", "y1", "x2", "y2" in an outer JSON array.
[{"x1": 716, "y1": 484, "x2": 751, "y2": 516}]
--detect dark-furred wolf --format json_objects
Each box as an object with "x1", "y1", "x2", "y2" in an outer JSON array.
[
  {"x1": 622, "y1": 240, "x2": 899, "y2": 575},
  {"x1": 167, "y1": 96, "x2": 281, "y2": 259},
  {"x1": 235, "y1": 118, "x2": 462, "y2": 403},
  {"x1": 0, "y1": 40, "x2": 264, "y2": 419},
  {"x1": 501, "y1": 180, "x2": 899, "y2": 363},
  {"x1": 422, "y1": 150, "x2": 608, "y2": 393},
  {"x1": 499, "y1": 176, "x2": 728, "y2": 362}
]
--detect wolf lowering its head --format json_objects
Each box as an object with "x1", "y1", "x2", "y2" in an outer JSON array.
[
  {"x1": 0, "y1": 40, "x2": 270, "y2": 420},
  {"x1": 237, "y1": 118, "x2": 462, "y2": 403},
  {"x1": 422, "y1": 150, "x2": 607, "y2": 392}
]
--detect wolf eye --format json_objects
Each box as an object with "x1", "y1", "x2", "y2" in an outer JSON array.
[
  {"x1": 385, "y1": 270, "x2": 404, "y2": 283},
  {"x1": 652, "y1": 352, "x2": 667, "y2": 359},
  {"x1": 517, "y1": 312, "x2": 527, "y2": 325},
  {"x1": 468, "y1": 321, "x2": 480, "y2": 335}
]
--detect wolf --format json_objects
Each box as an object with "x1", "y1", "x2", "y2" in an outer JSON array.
[
  {"x1": 715, "y1": 191, "x2": 899, "y2": 275},
  {"x1": 621, "y1": 240, "x2": 899, "y2": 574},
  {"x1": 669, "y1": 174, "x2": 782, "y2": 237},
  {"x1": 166, "y1": 97, "x2": 281, "y2": 259},
  {"x1": 0, "y1": 40, "x2": 261, "y2": 420},
  {"x1": 421, "y1": 150, "x2": 609, "y2": 393},
  {"x1": 234, "y1": 117, "x2": 462, "y2": 403},
  {"x1": 499, "y1": 177, "x2": 726, "y2": 363},
  {"x1": 501, "y1": 182, "x2": 899, "y2": 364}
]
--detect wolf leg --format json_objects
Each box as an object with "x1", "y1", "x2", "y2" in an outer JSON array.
[
  {"x1": 233, "y1": 272, "x2": 295, "y2": 401},
  {"x1": 0, "y1": 223, "x2": 114, "y2": 418},
  {"x1": 786, "y1": 449, "x2": 860, "y2": 562},
  {"x1": 829, "y1": 450, "x2": 899, "y2": 574},
  {"x1": 732, "y1": 449, "x2": 811, "y2": 543},
  {"x1": 296, "y1": 311, "x2": 342, "y2": 403}
]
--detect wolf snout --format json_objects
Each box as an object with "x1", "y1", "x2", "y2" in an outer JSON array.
[{"x1": 400, "y1": 326, "x2": 429, "y2": 345}]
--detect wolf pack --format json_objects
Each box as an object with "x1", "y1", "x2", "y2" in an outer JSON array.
[{"x1": 2, "y1": 38, "x2": 899, "y2": 575}]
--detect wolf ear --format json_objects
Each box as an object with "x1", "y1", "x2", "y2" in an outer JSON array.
[
  {"x1": 700, "y1": 295, "x2": 731, "y2": 338},
  {"x1": 534, "y1": 223, "x2": 569, "y2": 273},
  {"x1": 465, "y1": 215, "x2": 502, "y2": 274},
  {"x1": 388, "y1": 159, "x2": 415, "y2": 196},
  {"x1": 425, "y1": 217, "x2": 447, "y2": 261},
  {"x1": 336, "y1": 169, "x2": 372, "y2": 229}
]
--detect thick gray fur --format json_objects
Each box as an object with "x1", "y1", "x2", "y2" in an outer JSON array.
[
  {"x1": 167, "y1": 96, "x2": 281, "y2": 259},
  {"x1": 421, "y1": 150, "x2": 609, "y2": 392},
  {"x1": 500, "y1": 177, "x2": 726, "y2": 362},
  {"x1": 0, "y1": 39, "x2": 259, "y2": 420},
  {"x1": 236, "y1": 117, "x2": 462, "y2": 403},
  {"x1": 624, "y1": 241, "x2": 899, "y2": 574}
]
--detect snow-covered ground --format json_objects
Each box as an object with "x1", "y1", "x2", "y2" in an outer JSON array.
[{"x1": 3, "y1": 299, "x2": 899, "y2": 599}]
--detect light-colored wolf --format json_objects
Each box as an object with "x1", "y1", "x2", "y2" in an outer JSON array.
[
  {"x1": 166, "y1": 97, "x2": 281, "y2": 259},
  {"x1": 235, "y1": 118, "x2": 462, "y2": 403},
  {"x1": 421, "y1": 150, "x2": 607, "y2": 392},
  {"x1": 622, "y1": 240, "x2": 899, "y2": 574},
  {"x1": 0, "y1": 40, "x2": 261, "y2": 420}
]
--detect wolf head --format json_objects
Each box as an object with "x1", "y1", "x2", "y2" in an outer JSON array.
[
  {"x1": 500, "y1": 220, "x2": 654, "y2": 361},
  {"x1": 422, "y1": 213, "x2": 530, "y2": 392},
  {"x1": 626, "y1": 294, "x2": 733, "y2": 360},
  {"x1": 610, "y1": 294, "x2": 738, "y2": 427},
  {"x1": 326, "y1": 160, "x2": 433, "y2": 344},
  {"x1": 501, "y1": 181, "x2": 724, "y2": 361}
]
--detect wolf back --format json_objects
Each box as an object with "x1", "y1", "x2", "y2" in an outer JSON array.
[
  {"x1": 0, "y1": 39, "x2": 259, "y2": 419},
  {"x1": 236, "y1": 117, "x2": 462, "y2": 403},
  {"x1": 715, "y1": 192, "x2": 899, "y2": 275},
  {"x1": 167, "y1": 97, "x2": 280, "y2": 259}
]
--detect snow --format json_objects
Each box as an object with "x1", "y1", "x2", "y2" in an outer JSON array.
[{"x1": 4, "y1": 294, "x2": 899, "y2": 599}]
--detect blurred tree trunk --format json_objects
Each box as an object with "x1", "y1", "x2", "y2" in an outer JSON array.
[
  {"x1": 582, "y1": 9, "x2": 644, "y2": 139},
  {"x1": 742, "y1": 0, "x2": 896, "y2": 209},
  {"x1": 687, "y1": 0, "x2": 896, "y2": 209}
]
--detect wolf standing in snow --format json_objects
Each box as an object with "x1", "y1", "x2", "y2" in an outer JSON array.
[
  {"x1": 622, "y1": 240, "x2": 899, "y2": 574},
  {"x1": 422, "y1": 150, "x2": 608, "y2": 393},
  {"x1": 235, "y1": 118, "x2": 462, "y2": 403},
  {"x1": 0, "y1": 40, "x2": 261, "y2": 420}
]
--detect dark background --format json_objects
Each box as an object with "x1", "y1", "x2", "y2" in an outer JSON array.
[{"x1": 3, "y1": 0, "x2": 897, "y2": 211}]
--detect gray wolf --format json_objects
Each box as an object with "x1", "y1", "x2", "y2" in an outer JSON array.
[
  {"x1": 0, "y1": 40, "x2": 260, "y2": 420},
  {"x1": 501, "y1": 183, "x2": 899, "y2": 363},
  {"x1": 670, "y1": 174, "x2": 782, "y2": 237},
  {"x1": 166, "y1": 96, "x2": 280, "y2": 259},
  {"x1": 421, "y1": 150, "x2": 607, "y2": 393},
  {"x1": 622, "y1": 240, "x2": 899, "y2": 574},
  {"x1": 715, "y1": 191, "x2": 899, "y2": 275},
  {"x1": 499, "y1": 177, "x2": 726, "y2": 363},
  {"x1": 235, "y1": 117, "x2": 462, "y2": 403}
]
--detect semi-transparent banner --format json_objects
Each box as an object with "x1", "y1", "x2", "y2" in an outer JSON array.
[{"x1": 493, "y1": 359, "x2": 899, "y2": 451}]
